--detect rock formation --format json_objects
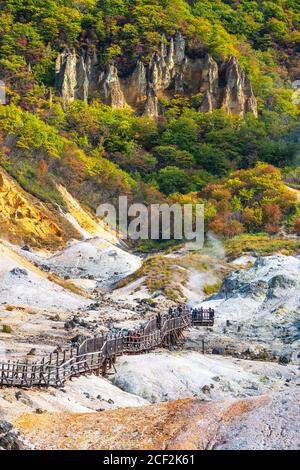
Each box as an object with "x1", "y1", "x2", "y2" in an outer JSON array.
[
  {"x1": 99, "y1": 64, "x2": 128, "y2": 109},
  {"x1": 55, "y1": 48, "x2": 98, "y2": 106},
  {"x1": 0, "y1": 420, "x2": 25, "y2": 450},
  {"x1": 55, "y1": 32, "x2": 258, "y2": 117},
  {"x1": 201, "y1": 255, "x2": 300, "y2": 362}
]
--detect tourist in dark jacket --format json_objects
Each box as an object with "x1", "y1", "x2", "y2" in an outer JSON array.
[{"x1": 192, "y1": 308, "x2": 197, "y2": 321}]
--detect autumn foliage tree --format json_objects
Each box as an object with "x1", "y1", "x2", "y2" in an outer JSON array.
[
  {"x1": 294, "y1": 219, "x2": 300, "y2": 236},
  {"x1": 202, "y1": 163, "x2": 297, "y2": 237},
  {"x1": 36, "y1": 159, "x2": 48, "y2": 179}
]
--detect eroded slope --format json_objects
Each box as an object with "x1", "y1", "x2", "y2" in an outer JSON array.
[{"x1": 13, "y1": 390, "x2": 299, "y2": 450}]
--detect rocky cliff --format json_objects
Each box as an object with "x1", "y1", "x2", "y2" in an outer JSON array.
[
  {"x1": 0, "y1": 169, "x2": 65, "y2": 248},
  {"x1": 55, "y1": 32, "x2": 258, "y2": 118}
]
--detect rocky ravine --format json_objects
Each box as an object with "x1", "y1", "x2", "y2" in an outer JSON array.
[{"x1": 56, "y1": 32, "x2": 257, "y2": 118}]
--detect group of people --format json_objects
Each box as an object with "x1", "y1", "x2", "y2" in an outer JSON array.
[
  {"x1": 119, "y1": 304, "x2": 214, "y2": 350},
  {"x1": 155, "y1": 304, "x2": 188, "y2": 329},
  {"x1": 124, "y1": 328, "x2": 144, "y2": 347},
  {"x1": 191, "y1": 306, "x2": 215, "y2": 322}
]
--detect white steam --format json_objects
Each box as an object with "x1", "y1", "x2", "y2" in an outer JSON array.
[{"x1": 204, "y1": 231, "x2": 226, "y2": 260}]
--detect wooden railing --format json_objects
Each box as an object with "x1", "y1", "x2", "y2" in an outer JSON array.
[
  {"x1": 191, "y1": 309, "x2": 215, "y2": 327},
  {"x1": 0, "y1": 307, "x2": 213, "y2": 388}
]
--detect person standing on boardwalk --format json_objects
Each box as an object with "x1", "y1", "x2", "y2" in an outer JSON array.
[{"x1": 192, "y1": 308, "x2": 197, "y2": 321}]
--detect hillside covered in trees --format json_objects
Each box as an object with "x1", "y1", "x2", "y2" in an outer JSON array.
[{"x1": 0, "y1": 0, "x2": 300, "y2": 240}]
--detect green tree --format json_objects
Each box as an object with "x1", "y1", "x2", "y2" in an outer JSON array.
[
  {"x1": 154, "y1": 145, "x2": 195, "y2": 168},
  {"x1": 195, "y1": 144, "x2": 229, "y2": 176},
  {"x1": 162, "y1": 117, "x2": 198, "y2": 152},
  {"x1": 157, "y1": 166, "x2": 189, "y2": 195}
]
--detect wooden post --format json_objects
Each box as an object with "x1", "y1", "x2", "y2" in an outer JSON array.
[
  {"x1": 40, "y1": 357, "x2": 45, "y2": 385},
  {"x1": 56, "y1": 352, "x2": 60, "y2": 386}
]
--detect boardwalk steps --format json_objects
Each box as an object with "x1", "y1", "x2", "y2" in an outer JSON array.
[{"x1": 0, "y1": 308, "x2": 214, "y2": 388}]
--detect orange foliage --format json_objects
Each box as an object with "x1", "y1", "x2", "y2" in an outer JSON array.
[
  {"x1": 294, "y1": 219, "x2": 300, "y2": 236},
  {"x1": 262, "y1": 203, "x2": 282, "y2": 226},
  {"x1": 208, "y1": 218, "x2": 226, "y2": 235},
  {"x1": 265, "y1": 224, "x2": 281, "y2": 235},
  {"x1": 224, "y1": 219, "x2": 245, "y2": 237},
  {"x1": 202, "y1": 163, "x2": 297, "y2": 237},
  {"x1": 36, "y1": 159, "x2": 48, "y2": 179}
]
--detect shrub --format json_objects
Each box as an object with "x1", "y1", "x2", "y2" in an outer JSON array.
[
  {"x1": 203, "y1": 163, "x2": 298, "y2": 236},
  {"x1": 203, "y1": 281, "x2": 222, "y2": 296},
  {"x1": 157, "y1": 166, "x2": 189, "y2": 195},
  {"x1": 294, "y1": 219, "x2": 300, "y2": 236},
  {"x1": 2, "y1": 324, "x2": 12, "y2": 333}
]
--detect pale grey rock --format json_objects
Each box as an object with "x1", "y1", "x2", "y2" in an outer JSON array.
[
  {"x1": 173, "y1": 31, "x2": 186, "y2": 64},
  {"x1": 46, "y1": 237, "x2": 141, "y2": 289},
  {"x1": 55, "y1": 48, "x2": 98, "y2": 107},
  {"x1": 123, "y1": 61, "x2": 147, "y2": 109},
  {"x1": 99, "y1": 64, "x2": 127, "y2": 109},
  {"x1": 221, "y1": 56, "x2": 258, "y2": 117},
  {"x1": 55, "y1": 49, "x2": 78, "y2": 106},
  {"x1": 110, "y1": 351, "x2": 299, "y2": 403},
  {"x1": 201, "y1": 255, "x2": 300, "y2": 361},
  {"x1": 143, "y1": 88, "x2": 159, "y2": 118},
  {"x1": 216, "y1": 389, "x2": 300, "y2": 450},
  {"x1": 199, "y1": 55, "x2": 219, "y2": 112}
]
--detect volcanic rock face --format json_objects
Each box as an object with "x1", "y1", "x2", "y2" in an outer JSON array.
[
  {"x1": 55, "y1": 48, "x2": 98, "y2": 105},
  {"x1": 0, "y1": 170, "x2": 64, "y2": 247},
  {"x1": 200, "y1": 255, "x2": 300, "y2": 362},
  {"x1": 55, "y1": 32, "x2": 258, "y2": 117}
]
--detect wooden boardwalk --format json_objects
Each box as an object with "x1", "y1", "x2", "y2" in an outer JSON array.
[{"x1": 0, "y1": 306, "x2": 214, "y2": 388}]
